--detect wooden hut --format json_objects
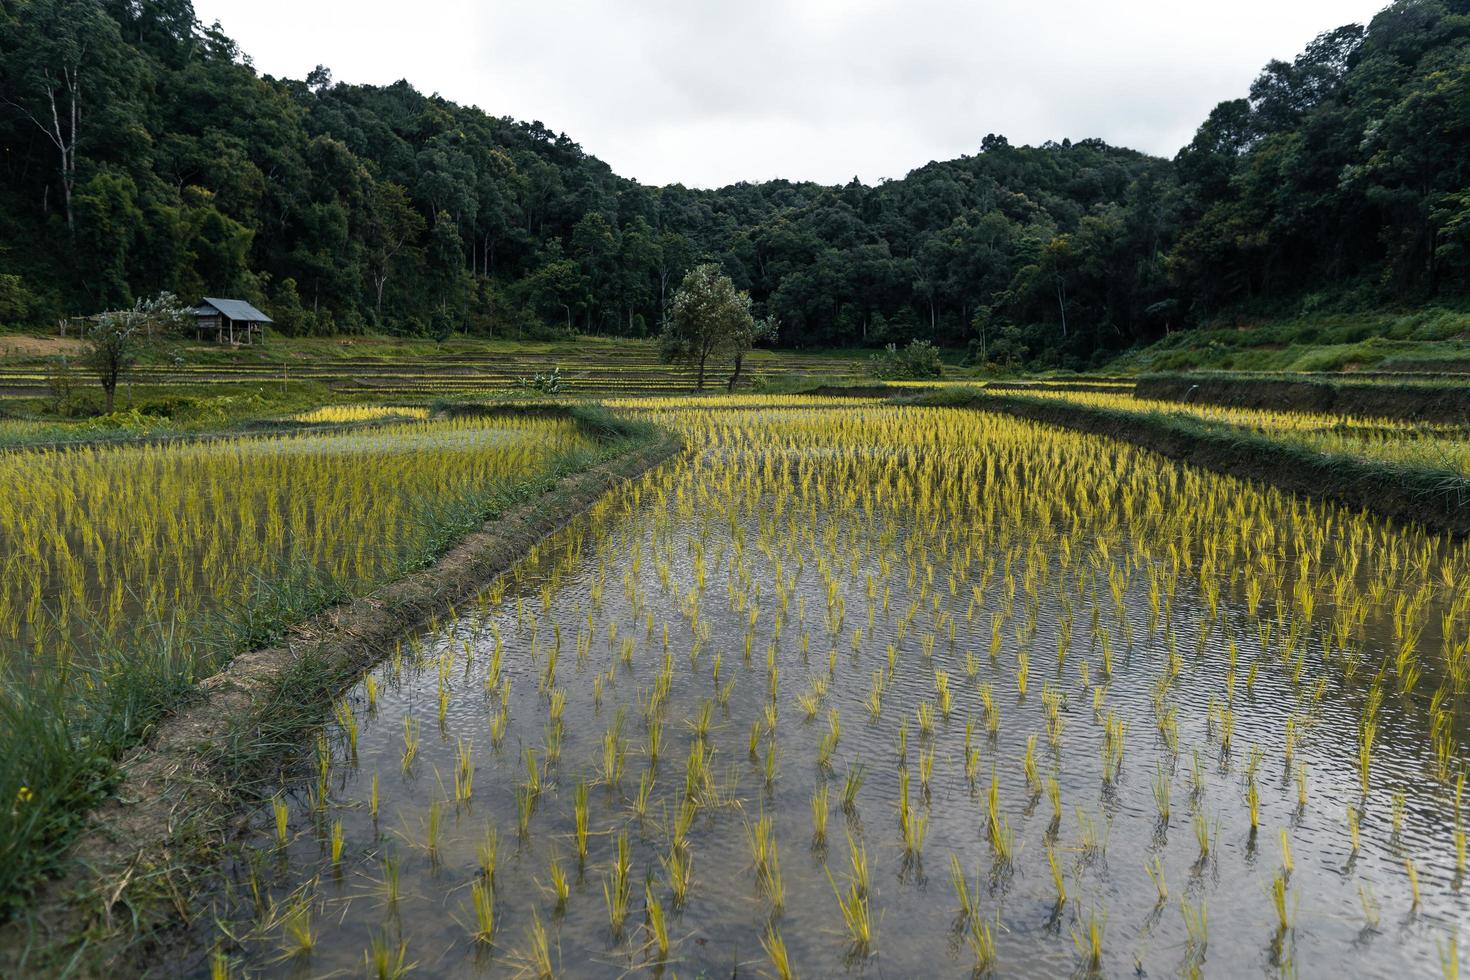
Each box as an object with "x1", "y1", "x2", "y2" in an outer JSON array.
[{"x1": 191, "y1": 297, "x2": 272, "y2": 344}]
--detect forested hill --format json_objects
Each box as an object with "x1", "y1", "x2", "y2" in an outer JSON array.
[{"x1": 1, "y1": 0, "x2": 1468, "y2": 368}]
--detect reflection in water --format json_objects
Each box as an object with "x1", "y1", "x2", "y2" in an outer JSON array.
[{"x1": 209, "y1": 402, "x2": 1469, "y2": 978}]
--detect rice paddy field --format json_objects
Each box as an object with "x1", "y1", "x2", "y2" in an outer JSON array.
[
  {"x1": 0, "y1": 337, "x2": 867, "y2": 403},
  {"x1": 988, "y1": 388, "x2": 1470, "y2": 477},
  {"x1": 0, "y1": 415, "x2": 592, "y2": 664},
  {"x1": 0, "y1": 412, "x2": 607, "y2": 908},
  {"x1": 199, "y1": 396, "x2": 1470, "y2": 978}
]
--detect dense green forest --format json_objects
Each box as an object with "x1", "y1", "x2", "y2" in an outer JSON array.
[{"x1": 1, "y1": 0, "x2": 1468, "y2": 367}]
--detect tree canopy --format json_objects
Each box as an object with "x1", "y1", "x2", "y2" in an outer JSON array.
[
  {"x1": 660, "y1": 264, "x2": 755, "y2": 390},
  {"x1": 2, "y1": 0, "x2": 1468, "y2": 368}
]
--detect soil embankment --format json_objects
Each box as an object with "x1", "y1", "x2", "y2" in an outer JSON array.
[{"x1": 1136, "y1": 374, "x2": 1470, "y2": 424}]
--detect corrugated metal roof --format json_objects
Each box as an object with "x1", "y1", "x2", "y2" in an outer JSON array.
[{"x1": 196, "y1": 297, "x2": 273, "y2": 323}]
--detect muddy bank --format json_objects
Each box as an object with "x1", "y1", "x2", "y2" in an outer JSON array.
[
  {"x1": 918, "y1": 391, "x2": 1470, "y2": 537},
  {"x1": 804, "y1": 383, "x2": 898, "y2": 398},
  {"x1": 1136, "y1": 373, "x2": 1470, "y2": 423},
  {"x1": 0, "y1": 420, "x2": 680, "y2": 975},
  {"x1": 986, "y1": 379, "x2": 1135, "y2": 394}
]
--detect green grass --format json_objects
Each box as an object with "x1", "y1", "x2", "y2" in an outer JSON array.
[{"x1": 1108, "y1": 308, "x2": 1470, "y2": 375}]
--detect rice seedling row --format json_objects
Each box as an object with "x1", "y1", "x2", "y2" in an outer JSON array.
[{"x1": 203, "y1": 399, "x2": 1469, "y2": 977}]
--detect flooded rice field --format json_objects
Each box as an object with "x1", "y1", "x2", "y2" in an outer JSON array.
[{"x1": 204, "y1": 402, "x2": 1470, "y2": 978}]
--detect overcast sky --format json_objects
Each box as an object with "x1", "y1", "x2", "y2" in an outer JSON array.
[{"x1": 191, "y1": 0, "x2": 1390, "y2": 189}]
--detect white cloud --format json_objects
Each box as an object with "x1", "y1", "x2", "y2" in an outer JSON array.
[{"x1": 192, "y1": 0, "x2": 1391, "y2": 188}]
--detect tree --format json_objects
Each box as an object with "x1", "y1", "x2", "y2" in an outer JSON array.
[
  {"x1": 362, "y1": 178, "x2": 423, "y2": 322},
  {"x1": 727, "y1": 315, "x2": 778, "y2": 391},
  {"x1": 661, "y1": 264, "x2": 753, "y2": 391},
  {"x1": 0, "y1": 0, "x2": 134, "y2": 233},
  {"x1": 85, "y1": 292, "x2": 187, "y2": 412}
]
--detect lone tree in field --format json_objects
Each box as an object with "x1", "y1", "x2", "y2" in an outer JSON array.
[
  {"x1": 85, "y1": 292, "x2": 188, "y2": 412},
  {"x1": 660, "y1": 264, "x2": 753, "y2": 390},
  {"x1": 726, "y1": 314, "x2": 778, "y2": 391}
]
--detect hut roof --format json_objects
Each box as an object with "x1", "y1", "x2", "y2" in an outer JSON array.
[{"x1": 194, "y1": 297, "x2": 273, "y2": 323}]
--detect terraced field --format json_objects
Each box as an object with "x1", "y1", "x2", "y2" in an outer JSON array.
[{"x1": 0, "y1": 337, "x2": 867, "y2": 402}]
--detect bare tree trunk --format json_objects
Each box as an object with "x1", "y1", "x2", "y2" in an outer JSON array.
[
  {"x1": 727, "y1": 352, "x2": 745, "y2": 391},
  {"x1": 1055, "y1": 280, "x2": 1068, "y2": 338},
  {"x1": 48, "y1": 68, "x2": 79, "y2": 233},
  {"x1": 7, "y1": 66, "x2": 82, "y2": 232}
]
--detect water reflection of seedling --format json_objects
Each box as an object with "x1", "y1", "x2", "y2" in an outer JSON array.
[
  {"x1": 1188, "y1": 749, "x2": 1204, "y2": 796},
  {"x1": 422, "y1": 799, "x2": 443, "y2": 863},
  {"x1": 1271, "y1": 871, "x2": 1293, "y2": 932},
  {"x1": 967, "y1": 914, "x2": 997, "y2": 973},
  {"x1": 764, "y1": 835, "x2": 787, "y2": 910},
  {"x1": 1072, "y1": 908, "x2": 1103, "y2": 972},
  {"x1": 762, "y1": 924, "x2": 794, "y2": 980},
  {"x1": 380, "y1": 851, "x2": 401, "y2": 907},
  {"x1": 1181, "y1": 898, "x2": 1207, "y2": 961},
  {"x1": 1101, "y1": 712, "x2": 1126, "y2": 782},
  {"x1": 1145, "y1": 857, "x2": 1167, "y2": 904},
  {"x1": 519, "y1": 909, "x2": 554, "y2": 978},
  {"x1": 363, "y1": 931, "x2": 411, "y2": 979},
  {"x1": 1193, "y1": 812, "x2": 1214, "y2": 864},
  {"x1": 278, "y1": 892, "x2": 316, "y2": 959},
  {"x1": 1355, "y1": 882, "x2": 1382, "y2": 930}
]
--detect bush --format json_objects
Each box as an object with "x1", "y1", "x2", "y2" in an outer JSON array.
[
  {"x1": 518, "y1": 366, "x2": 565, "y2": 395},
  {"x1": 868, "y1": 340, "x2": 943, "y2": 380}
]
